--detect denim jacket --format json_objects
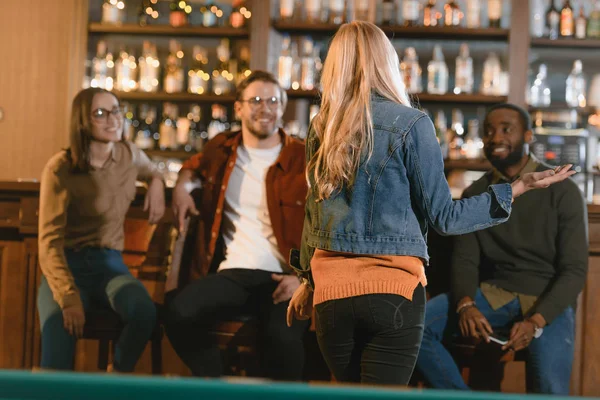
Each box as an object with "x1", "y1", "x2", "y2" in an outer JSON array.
[{"x1": 290, "y1": 93, "x2": 513, "y2": 281}]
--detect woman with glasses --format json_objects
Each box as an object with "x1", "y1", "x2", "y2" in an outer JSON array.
[
  {"x1": 286, "y1": 21, "x2": 575, "y2": 385},
  {"x1": 37, "y1": 87, "x2": 165, "y2": 372}
]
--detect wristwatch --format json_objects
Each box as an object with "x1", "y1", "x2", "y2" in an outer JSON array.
[{"x1": 528, "y1": 319, "x2": 544, "y2": 339}]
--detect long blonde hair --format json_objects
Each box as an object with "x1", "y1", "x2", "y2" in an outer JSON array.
[{"x1": 308, "y1": 21, "x2": 412, "y2": 201}]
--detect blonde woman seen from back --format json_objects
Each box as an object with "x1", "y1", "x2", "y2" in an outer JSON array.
[{"x1": 286, "y1": 21, "x2": 575, "y2": 385}]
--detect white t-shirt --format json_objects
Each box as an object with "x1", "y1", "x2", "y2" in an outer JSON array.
[{"x1": 217, "y1": 143, "x2": 286, "y2": 273}]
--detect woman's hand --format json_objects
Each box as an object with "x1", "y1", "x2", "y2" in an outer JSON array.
[
  {"x1": 286, "y1": 282, "x2": 313, "y2": 327},
  {"x1": 511, "y1": 164, "x2": 576, "y2": 199},
  {"x1": 145, "y1": 177, "x2": 165, "y2": 224},
  {"x1": 63, "y1": 304, "x2": 85, "y2": 338}
]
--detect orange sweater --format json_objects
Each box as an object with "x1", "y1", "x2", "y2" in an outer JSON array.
[{"x1": 311, "y1": 249, "x2": 428, "y2": 305}]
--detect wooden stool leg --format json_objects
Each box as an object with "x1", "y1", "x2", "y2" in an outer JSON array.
[
  {"x1": 97, "y1": 340, "x2": 110, "y2": 371},
  {"x1": 151, "y1": 334, "x2": 162, "y2": 375}
]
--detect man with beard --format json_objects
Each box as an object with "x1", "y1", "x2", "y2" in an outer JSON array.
[
  {"x1": 164, "y1": 71, "x2": 309, "y2": 380},
  {"x1": 415, "y1": 104, "x2": 587, "y2": 394}
]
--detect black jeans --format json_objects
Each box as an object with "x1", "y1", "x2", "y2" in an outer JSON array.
[
  {"x1": 315, "y1": 284, "x2": 426, "y2": 385},
  {"x1": 164, "y1": 268, "x2": 309, "y2": 380}
]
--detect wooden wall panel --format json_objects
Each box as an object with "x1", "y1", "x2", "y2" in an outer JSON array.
[
  {"x1": 581, "y1": 256, "x2": 600, "y2": 396},
  {"x1": 0, "y1": 0, "x2": 87, "y2": 181}
]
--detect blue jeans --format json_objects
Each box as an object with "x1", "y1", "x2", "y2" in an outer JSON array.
[
  {"x1": 415, "y1": 289, "x2": 575, "y2": 394},
  {"x1": 37, "y1": 248, "x2": 157, "y2": 372}
]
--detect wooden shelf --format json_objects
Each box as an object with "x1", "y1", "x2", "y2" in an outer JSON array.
[
  {"x1": 144, "y1": 149, "x2": 192, "y2": 159},
  {"x1": 531, "y1": 38, "x2": 600, "y2": 49},
  {"x1": 272, "y1": 21, "x2": 509, "y2": 41},
  {"x1": 112, "y1": 91, "x2": 236, "y2": 103},
  {"x1": 413, "y1": 93, "x2": 507, "y2": 104},
  {"x1": 88, "y1": 23, "x2": 250, "y2": 38},
  {"x1": 444, "y1": 159, "x2": 491, "y2": 171},
  {"x1": 529, "y1": 104, "x2": 596, "y2": 114},
  {"x1": 287, "y1": 89, "x2": 320, "y2": 99}
]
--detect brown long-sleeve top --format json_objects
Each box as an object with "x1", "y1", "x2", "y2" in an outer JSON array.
[{"x1": 38, "y1": 141, "x2": 160, "y2": 310}]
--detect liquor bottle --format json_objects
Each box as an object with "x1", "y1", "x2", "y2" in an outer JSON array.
[
  {"x1": 424, "y1": 0, "x2": 441, "y2": 26},
  {"x1": 212, "y1": 39, "x2": 233, "y2": 95},
  {"x1": 188, "y1": 105, "x2": 208, "y2": 152},
  {"x1": 466, "y1": 0, "x2": 481, "y2": 28},
  {"x1": 329, "y1": 0, "x2": 345, "y2": 24},
  {"x1": 454, "y1": 43, "x2": 473, "y2": 94},
  {"x1": 92, "y1": 41, "x2": 114, "y2": 90},
  {"x1": 400, "y1": 47, "x2": 422, "y2": 94},
  {"x1": 164, "y1": 40, "x2": 184, "y2": 94},
  {"x1": 202, "y1": 1, "x2": 218, "y2": 27},
  {"x1": 463, "y1": 119, "x2": 483, "y2": 159},
  {"x1": 444, "y1": 0, "x2": 462, "y2": 26},
  {"x1": 560, "y1": 0, "x2": 574, "y2": 37},
  {"x1": 403, "y1": 0, "x2": 420, "y2": 26},
  {"x1": 207, "y1": 104, "x2": 230, "y2": 140},
  {"x1": 135, "y1": 104, "x2": 157, "y2": 150},
  {"x1": 448, "y1": 109, "x2": 465, "y2": 160},
  {"x1": 236, "y1": 46, "x2": 252, "y2": 85},
  {"x1": 588, "y1": 1, "x2": 600, "y2": 38},
  {"x1": 278, "y1": 35, "x2": 293, "y2": 90},
  {"x1": 306, "y1": 0, "x2": 325, "y2": 22},
  {"x1": 575, "y1": 6, "x2": 587, "y2": 38},
  {"x1": 122, "y1": 102, "x2": 135, "y2": 141},
  {"x1": 546, "y1": 0, "x2": 560, "y2": 39},
  {"x1": 481, "y1": 52, "x2": 502, "y2": 95},
  {"x1": 159, "y1": 103, "x2": 178, "y2": 150},
  {"x1": 188, "y1": 45, "x2": 210, "y2": 95},
  {"x1": 138, "y1": 41, "x2": 160, "y2": 93},
  {"x1": 427, "y1": 45, "x2": 449, "y2": 95},
  {"x1": 230, "y1": 0, "x2": 246, "y2": 28},
  {"x1": 354, "y1": 0, "x2": 370, "y2": 21},
  {"x1": 102, "y1": 0, "x2": 125, "y2": 24},
  {"x1": 382, "y1": 0, "x2": 396, "y2": 25},
  {"x1": 280, "y1": 0, "x2": 295, "y2": 21},
  {"x1": 529, "y1": 64, "x2": 551, "y2": 106},
  {"x1": 300, "y1": 37, "x2": 316, "y2": 90},
  {"x1": 488, "y1": 0, "x2": 502, "y2": 28},
  {"x1": 434, "y1": 111, "x2": 449, "y2": 159},
  {"x1": 531, "y1": 0, "x2": 545, "y2": 37},
  {"x1": 169, "y1": 0, "x2": 188, "y2": 27},
  {"x1": 115, "y1": 48, "x2": 137, "y2": 92},
  {"x1": 566, "y1": 60, "x2": 586, "y2": 107}
]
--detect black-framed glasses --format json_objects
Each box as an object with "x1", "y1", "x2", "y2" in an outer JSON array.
[
  {"x1": 238, "y1": 96, "x2": 281, "y2": 109},
  {"x1": 91, "y1": 106, "x2": 125, "y2": 123}
]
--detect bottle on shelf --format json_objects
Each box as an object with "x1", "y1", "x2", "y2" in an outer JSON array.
[
  {"x1": 531, "y1": 0, "x2": 545, "y2": 37},
  {"x1": 328, "y1": 0, "x2": 346, "y2": 24},
  {"x1": 91, "y1": 41, "x2": 114, "y2": 90},
  {"x1": 159, "y1": 103, "x2": 178, "y2": 151},
  {"x1": 102, "y1": 0, "x2": 126, "y2": 25},
  {"x1": 169, "y1": 0, "x2": 188, "y2": 27},
  {"x1": 207, "y1": 104, "x2": 230, "y2": 140},
  {"x1": 588, "y1": 1, "x2": 600, "y2": 38},
  {"x1": 546, "y1": 0, "x2": 560, "y2": 39},
  {"x1": 212, "y1": 39, "x2": 234, "y2": 95},
  {"x1": 138, "y1": 41, "x2": 160, "y2": 93},
  {"x1": 353, "y1": 0, "x2": 370, "y2": 21},
  {"x1": 444, "y1": 0, "x2": 463, "y2": 27},
  {"x1": 403, "y1": 0, "x2": 421, "y2": 26},
  {"x1": 137, "y1": 0, "x2": 152, "y2": 26},
  {"x1": 466, "y1": 0, "x2": 481, "y2": 28},
  {"x1": 300, "y1": 37, "x2": 316, "y2": 91},
  {"x1": 201, "y1": 1, "x2": 219, "y2": 27},
  {"x1": 575, "y1": 6, "x2": 587, "y2": 39},
  {"x1": 434, "y1": 110, "x2": 449, "y2": 159},
  {"x1": 454, "y1": 43, "x2": 473, "y2": 94},
  {"x1": 487, "y1": 0, "x2": 502, "y2": 28},
  {"x1": 463, "y1": 119, "x2": 483, "y2": 159},
  {"x1": 176, "y1": 108, "x2": 191, "y2": 150},
  {"x1": 566, "y1": 60, "x2": 586, "y2": 108},
  {"x1": 188, "y1": 45, "x2": 210, "y2": 95},
  {"x1": 381, "y1": 0, "x2": 396, "y2": 25},
  {"x1": 529, "y1": 64, "x2": 551, "y2": 107},
  {"x1": 230, "y1": 0, "x2": 247, "y2": 28},
  {"x1": 278, "y1": 35, "x2": 293, "y2": 90},
  {"x1": 448, "y1": 109, "x2": 465, "y2": 160},
  {"x1": 306, "y1": 0, "x2": 327, "y2": 23},
  {"x1": 427, "y1": 45, "x2": 449, "y2": 95},
  {"x1": 400, "y1": 47, "x2": 422, "y2": 94},
  {"x1": 115, "y1": 48, "x2": 138, "y2": 92},
  {"x1": 480, "y1": 52, "x2": 502, "y2": 96},
  {"x1": 188, "y1": 105, "x2": 208, "y2": 152},
  {"x1": 122, "y1": 102, "x2": 135, "y2": 141},
  {"x1": 164, "y1": 40, "x2": 185, "y2": 94},
  {"x1": 135, "y1": 104, "x2": 158, "y2": 150},
  {"x1": 423, "y1": 0, "x2": 442, "y2": 27},
  {"x1": 560, "y1": 0, "x2": 575, "y2": 37},
  {"x1": 280, "y1": 0, "x2": 295, "y2": 21},
  {"x1": 290, "y1": 40, "x2": 301, "y2": 90},
  {"x1": 236, "y1": 46, "x2": 252, "y2": 85}
]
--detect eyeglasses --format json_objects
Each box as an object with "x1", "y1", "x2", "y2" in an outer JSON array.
[
  {"x1": 238, "y1": 96, "x2": 281, "y2": 109},
  {"x1": 91, "y1": 106, "x2": 124, "y2": 123}
]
